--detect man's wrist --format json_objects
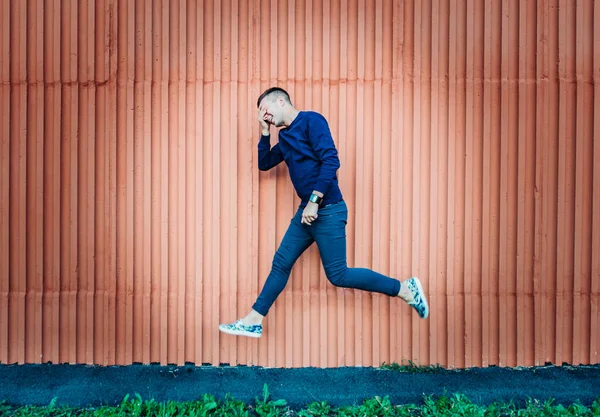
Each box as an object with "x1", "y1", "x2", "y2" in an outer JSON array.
[
  {"x1": 309, "y1": 192, "x2": 323, "y2": 205},
  {"x1": 261, "y1": 130, "x2": 270, "y2": 136}
]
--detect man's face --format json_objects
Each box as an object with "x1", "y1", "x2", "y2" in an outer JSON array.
[{"x1": 259, "y1": 96, "x2": 285, "y2": 127}]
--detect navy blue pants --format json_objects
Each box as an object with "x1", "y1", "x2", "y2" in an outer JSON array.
[{"x1": 252, "y1": 200, "x2": 401, "y2": 316}]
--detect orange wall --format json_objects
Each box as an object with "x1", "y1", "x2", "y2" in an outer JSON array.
[{"x1": 1, "y1": 0, "x2": 599, "y2": 368}]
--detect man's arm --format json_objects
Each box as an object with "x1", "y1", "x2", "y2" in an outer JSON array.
[
  {"x1": 258, "y1": 134, "x2": 284, "y2": 171},
  {"x1": 256, "y1": 109, "x2": 284, "y2": 171},
  {"x1": 307, "y1": 114, "x2": 341, "y2": 196}
]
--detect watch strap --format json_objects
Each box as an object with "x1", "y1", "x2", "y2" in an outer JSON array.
[{"x1": 309, "y1": 193, "x2": 323, "y2": 204}]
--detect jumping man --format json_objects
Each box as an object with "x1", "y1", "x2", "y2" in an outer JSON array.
[{"x1": 219, "y1": 87, "x2": 429, "y2": 338}]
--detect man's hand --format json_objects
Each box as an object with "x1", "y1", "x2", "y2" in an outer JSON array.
[
  {"x1": 301, "y1": 202, "x2": 319, "y2": 226},
  {"x1": 258, "y1": 108, "x2": 270, "y2": 135}
]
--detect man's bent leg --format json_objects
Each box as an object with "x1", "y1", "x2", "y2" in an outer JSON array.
[
  {"x1": 251, "y1": 210, "x2": 314, "y2": 316},
  {"x1": 312, "y1": 201, "x2": 400, "y2": 296}
]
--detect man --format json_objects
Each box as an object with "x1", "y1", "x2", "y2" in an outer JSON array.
[{"x1": 219, "y1": 87, "x2": 429, "y2": 338}]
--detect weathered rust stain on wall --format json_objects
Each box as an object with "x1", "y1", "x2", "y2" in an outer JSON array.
[{"x1": 1, "y1": 0, "x2": 599, "y2": 368}]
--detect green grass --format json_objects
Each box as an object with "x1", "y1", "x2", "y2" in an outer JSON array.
[
  {"x1": 2, "y1": 385, "x2": 599, "y2": 417},
  {"x1": 380, "y1": 361, "x2": 446, "y2": 374}
]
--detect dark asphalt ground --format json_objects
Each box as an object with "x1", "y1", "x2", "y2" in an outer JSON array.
[{"x1": 1, "y1": 363, "x2": 599, "y2": 410}]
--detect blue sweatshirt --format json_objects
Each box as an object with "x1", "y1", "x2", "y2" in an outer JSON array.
[{"x1": 258, "y1": 111, "x2": 344, "y2": 207}]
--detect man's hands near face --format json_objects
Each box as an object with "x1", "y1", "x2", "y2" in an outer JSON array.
[
  {"x1": 301, "y1": 202, "x2": 319, "y2": 225},
  {"x1": 258, "y1": 108, "x2": 270, "y2": 135}
]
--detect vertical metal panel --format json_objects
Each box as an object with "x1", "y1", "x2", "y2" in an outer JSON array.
[
  {"x1": 76, "y1": 0, "x2": 96, "y2": 365},
  {"x1": 591, "y1": 0, "x2": 600, "y2": 366},
  {"x1": 0, "y1": 0, "x2": 599, "y2": 368},
  {"x1": 25, "y1": 0, "x2": 44, "y2": 366},
  {"x1": 464, "y1": 0, "x2": 483, "y2": 368},
  {"x1": 517, "y1": 0, "x2": 537, "y2": 366},
  {"x1": 9, "y1": 0, "x2": 27, "y2": 365},
  {"x1": 0, "y1": 0, "x2": 10, "y2": 365},
  {"x1": 573, "y1": 0, "x2": 594, "y2": 367}
]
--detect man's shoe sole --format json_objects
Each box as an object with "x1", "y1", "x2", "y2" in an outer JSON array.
[
  {"x1": 408, "y1": 277, "x2": 429, "y2": 319},
  {"x1": 219, "y1": 325, "x2": 262, "y2": 338}
]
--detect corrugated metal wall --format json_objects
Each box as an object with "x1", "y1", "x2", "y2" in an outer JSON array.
[{"x1": 1, "y1": 0, "x2": 599, "y2": 369}]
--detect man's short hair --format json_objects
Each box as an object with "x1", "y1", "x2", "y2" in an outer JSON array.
[{"x1": 257, "y1": 87, "x2": 292, "y2": 108}]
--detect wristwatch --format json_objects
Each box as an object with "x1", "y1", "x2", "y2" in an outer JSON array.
[{"x1": 309, "y1": 193, "x2": 323, "y2": 204}]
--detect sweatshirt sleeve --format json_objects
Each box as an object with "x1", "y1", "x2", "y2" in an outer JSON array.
[
  {"x1": 307, "y1": 113, "x2": 341, "y2": 196},
  {"x1": 257, "y1": 134, "x2": 284, "y2": 171}
]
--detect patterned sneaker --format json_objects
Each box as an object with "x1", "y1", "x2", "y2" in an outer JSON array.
[
  {"x1": 405, "y1": 277, "x2": 429, "y2": 319},
  {"x1": 219, "y1": 320, "x2": 263, "y2": 338}
]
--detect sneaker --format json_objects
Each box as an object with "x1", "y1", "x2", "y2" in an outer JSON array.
[
  {"x1": 219, "y1": 320, "x2": 263, "y2": 338},
  {"x1": 405, "y1": 277, "x2": 429, "y2": 319}
]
